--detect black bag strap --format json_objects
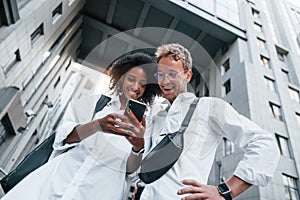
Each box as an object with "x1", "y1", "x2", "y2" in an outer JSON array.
[
  {"x1": 92, "y1": 95, "x2": 111, "y2": 119},
  {"x1": 171, "y1": 97, "x2": 199, "y2": 135},
  {"x1": 180, "y1": 98, "x2": 199, "y2": 128}
]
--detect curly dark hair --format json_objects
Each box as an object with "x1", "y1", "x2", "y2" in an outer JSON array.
[{"x1": 107, "y1": 52, "x2": 162, "y2": 104}]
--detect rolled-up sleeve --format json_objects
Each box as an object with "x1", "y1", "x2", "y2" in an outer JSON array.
[
  {"x1": 212, "y1": 98, "x2": 280, "y2": 186},
  {"x1": 50, "y1": 100, "x2": 80, "y2": 158}
]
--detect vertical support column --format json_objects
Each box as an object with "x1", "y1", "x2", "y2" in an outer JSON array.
[{"x1": 0, "y1": 0, "x2": 19, "y2": 26}]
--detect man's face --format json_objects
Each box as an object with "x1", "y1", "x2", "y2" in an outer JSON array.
[{"x1": 156, "y1": 56, "x2": 192, "y2": 103}]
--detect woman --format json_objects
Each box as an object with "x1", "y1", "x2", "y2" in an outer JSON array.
[{"x1": 2, "y1": 52, "x2": 161, "y2": 200}]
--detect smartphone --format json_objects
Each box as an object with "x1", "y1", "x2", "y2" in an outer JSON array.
[{"x1": 124, "y1": 99, "x2": 146, "y2": 122}]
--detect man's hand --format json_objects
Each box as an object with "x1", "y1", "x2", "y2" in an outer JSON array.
[{"x1": 178, "y1": 180, "x2": 225, "y2": 200}]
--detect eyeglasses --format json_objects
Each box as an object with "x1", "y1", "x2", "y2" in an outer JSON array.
[{"x1": 154, "y1": 71, "x2": 184, "y2": 81}]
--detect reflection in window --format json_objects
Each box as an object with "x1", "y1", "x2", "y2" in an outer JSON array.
[
  {"x1": 275, "y1": 134, "x2": 291, "y2": 158},
  {"x1": 254, "y1": 22, "x2": 262, "y2": 32},
  {"x1": 31, "y1": 23, "x2": 44, "y2": 45},
  {"x1": 221, "y1": 59, "x2": 230, "y2": 76},
  {"x1": 264, "y1": 76, "x2": 276, "y2": 92},
  {"x1": 0, "y1": 121, "x2": 6, "y2": 146},
  {"x1": 246, "y1": 0, "x2": 255, "y2": 6},
  {"x1": 289, "y1": 87, "x2": 299, "y2": 102},
  {"x1": 257, "y1": 38, "x2": 266, "y2": 49},
  {"x1": 281, "y1": 69, "x2": 290, "y2": 82},
  {"x1": 296, "y1": 113, "x2": 300, "y2": 127},
  {"x1": 68, "y1": 0, "x2": 76, "y2": 6},
  {"x1": 269, "y1": 102, "x2": 283, "y2": 121},
  {"x1": 260, "y1": 55, "x2": 270, "y2": 68},
  {"x1": 252, "y1": 8, "x2": 260, "y2": 18},
  {"x1": 0, "y1": 114, "x2": 15, "y2": 147},
  {"x1": 223, "y1": 79, "x2": 231, "y2": 94},
  {"x1": 52, "y1": 3, "x2": 62, "y2": 24},
  {"x1": 223, "y1": 138, "x2": 234, "y2": 156},
  {"x1": 282, "y1": 174, "x2": 299, "y2": 200}
]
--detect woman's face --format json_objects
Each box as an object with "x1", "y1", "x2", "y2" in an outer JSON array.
[{"x1": 121, "y1": 66, "x2": 147, "y2": 100}]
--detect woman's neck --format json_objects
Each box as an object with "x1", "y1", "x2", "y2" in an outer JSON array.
[{"x1": 119, "y1": 94, "x2": 127, "y2": 110}]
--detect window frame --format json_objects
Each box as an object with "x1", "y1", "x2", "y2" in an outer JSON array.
[
  {"x1": 260, "y1": 55, "x2": 270, "y2": 68},
  {"x1": 288, "y1": 87, "x2": 300, "y2": 102},
  {"x1": 223, "y1": 79, "x2": 231, "y2": 94},
  {"x1": 282, "y1": 174, "x2": 299, "y2": 200},
  {"x1": 52, "y1": 3, "x2": 63, "y2": 24},
  {"x1": 31, "y1": 23, "x2": 44, "y2": 45},
  {"x1": 269, "y1": 102, "x2": 283, "y2": 121},
  {"x1": 275, "y1": 134, "x2": 291, "y2": 158},
  {"x1": 264, "y1": 76, "x2": 276, "y2": 92}
]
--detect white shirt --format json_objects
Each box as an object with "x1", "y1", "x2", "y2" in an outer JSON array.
[
  {"x1": 141, "y1": 93, "x2": 280, "y2": 199},
  {"x1": 2, "y1": 94, "x2": 133, "y2": 200}
]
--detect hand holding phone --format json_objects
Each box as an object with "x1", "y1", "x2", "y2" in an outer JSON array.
[{"x1": 124, "y1": 99, "x2": 146, "y2": 122}]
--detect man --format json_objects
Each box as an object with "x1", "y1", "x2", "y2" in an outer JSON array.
[{"x1": 140, "y1": 43, "x2": 280, "y2": 199}]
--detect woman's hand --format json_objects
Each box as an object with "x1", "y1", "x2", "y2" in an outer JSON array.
[{"x1": 97, "y1": 111, "x2": 145, "y2": 150}]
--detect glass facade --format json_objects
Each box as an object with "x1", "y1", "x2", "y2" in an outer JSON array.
[{"x1": 184, "y1": 0, "x2": 240, "y2": 26}]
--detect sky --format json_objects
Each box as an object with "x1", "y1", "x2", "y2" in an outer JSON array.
[{"x1": 287, "y1": 0, "x2": 300, "y2": 8}]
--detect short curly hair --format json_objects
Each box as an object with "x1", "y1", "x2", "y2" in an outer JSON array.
[
  {"x1": 156, "y1": 43, "x2": 193, "y2": 72},
  {"x1": 107, "y1": 52, "x2": 162, "y2": 104}
]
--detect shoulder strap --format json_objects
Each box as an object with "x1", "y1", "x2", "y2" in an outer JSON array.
[
  {"x1": 181, "y1": 98, "x2": 199, "y2": 128},
  {"x1": 92, "y1": 95, "x2": 111, "y2": 119}
]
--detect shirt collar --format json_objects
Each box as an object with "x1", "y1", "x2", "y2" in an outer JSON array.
[{"x1": 165, "y1": 92, "x2": 196, "y2": 106}]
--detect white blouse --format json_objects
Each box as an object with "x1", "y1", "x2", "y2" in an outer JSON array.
[{"x1": 2, "y1": 94, "x2": 133, "y2": 200}]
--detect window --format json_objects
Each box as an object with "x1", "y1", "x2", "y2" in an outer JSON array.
[
  {"x1": 2, "y1": 49, "x2": 21, "y2": 75},
  {"x1": 31, "y1": 23, "x2": 44, "y2": 45},
  {"x1": 264, "y1": 76, "x2": 276, "y2": 92},
  {"x1": 289, "y1": 87, "x2": 300, "y2": 102},
  {"x1": 269, "y1": 102, "x2": 283, "y2": 121},
  {"x1": 0, "y1": 114, "x2": 15, "y2": 147},
  {"x1": 260, "y1": 55, "x2": 270, "y2": 68},
  {"x1": 223, "y1": 79, "x2": 231, "y2": 94},
  {"x1": 68, "y1": 0, "x2": 75, "y2": 6},
  {"x1": 221, "y1": 59, "x2": 230, "y2": 75},
  {"x1": 223, "y1": 138, "x2": 234, "y2": 156},
  {"x1": 275, "y1": 134, "x2": 291, "y2": 157},
  {"x1": 281, "y1": 69, "x2": 290, "y2": 82},
  {"x1": 254, "y1": 23, "x2": 262, "y2": 32},
  {"x1": 282, "y1": 174, "x2": 299, "y2": 200},
  {"x1": 277, "y1": 51, "x2": 286, "y2": 62},
  {"x1": 252, "y1": 8, "x2": 260, "y2": 18},
  {"x1": 52, "y1": 3, "x2": 62, "y2": 23},
  {"x1": 53, "y1": 76, "x2": 61, "y2": 89},
  {"x1": 0, "y1": 120, "x2": 6, "y2": 146},
  {"x1": 296, "y1": 113, "x2": 300, "y2": 127},
  {"x1": 246, "y1": 0, "x2": 255, "y2": 6},
  {"x1": 256, "y1": 38, "x2": 265, "y2": 49}
]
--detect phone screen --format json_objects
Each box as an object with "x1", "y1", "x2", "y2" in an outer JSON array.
[{"x1": 124, "y1": 99, "x2": 146, "y2": 122}]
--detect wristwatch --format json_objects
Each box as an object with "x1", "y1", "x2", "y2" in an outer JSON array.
[
  {"x1": 217, "y1": 182, "x2": 232, "y2": 200},
  {"x1": 131, "y1": 147, "x2": 145, "y2": 156}
]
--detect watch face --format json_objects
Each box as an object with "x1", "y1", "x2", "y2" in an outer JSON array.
[{"x1": 218, "y1": 182, "x2": 230, "y2": 193}]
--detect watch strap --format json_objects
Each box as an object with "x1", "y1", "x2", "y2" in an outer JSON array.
[
  {"x1": 131, "y1": 147, "x2": 145, "y2": 156},
  {"x1": 217, "y1": 182, "x2": 232, "y2": 200}
]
